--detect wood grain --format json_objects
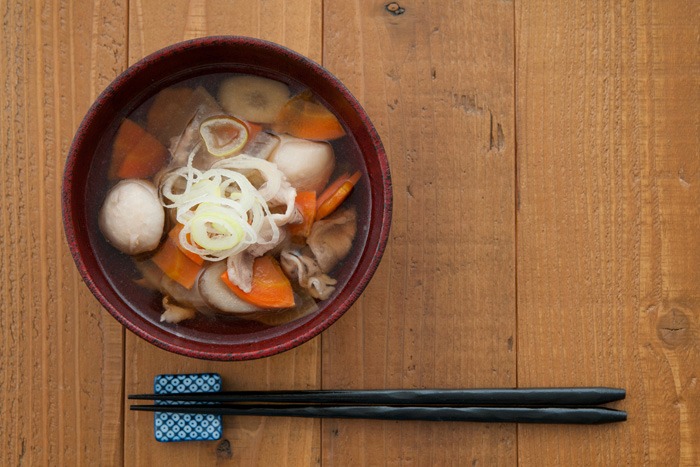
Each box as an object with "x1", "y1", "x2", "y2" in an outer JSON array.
[
  {"x1": 321, "y1": 0, "x2": 516, "y2": 464},
  {"x1": 2, "y1": 0, "x2": 698, "y2": 464},
  {"x1": 123, "y1": 1, "x2": 323, "y2": 465},
  {"x1": 516, "y1": 0, "x2": 699, "y2": 465},
  {"x1": 0, "y1": 0, "x2": 127, "y2": 465},
  {"x1": 128, "y1": 0, "x2": 322, "y2": 62}
]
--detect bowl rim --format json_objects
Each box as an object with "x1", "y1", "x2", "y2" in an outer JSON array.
[{"x1": 62, "y1": 35, "x2": 392, "y2": 361}]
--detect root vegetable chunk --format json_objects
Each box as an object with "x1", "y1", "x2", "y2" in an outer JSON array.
[
  {"x1": 146, "y1": 87, "x2": 196, "y2": 145},
  {"x1": 98, "y1": 179, "x2": 165, "y2": 255},
  {"x1": 218, "y1": 75, "x2": 290, "y2": 124},
  {"x1": 268, "y1": 135, "x2": 335, "y2": 193},
  {"x1": 199, "y1": 262, "x2": 260, "y2": 314}
]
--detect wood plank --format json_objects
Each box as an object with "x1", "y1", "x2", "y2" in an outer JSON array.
[
  {"x1": 516, "y1": 0, "x2": 699, "y2": 464},
  {"x1": 124, "y1": 1, "x2": 323, "y2": 465},
  {"x1": 0, "y1": 0, "x2": 127, "y2": 465},
  {"x1": 322, "y1": 0, "x2": 516, "y2": 464}
]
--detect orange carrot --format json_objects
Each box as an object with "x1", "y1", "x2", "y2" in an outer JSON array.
[
  {"x1": 110, "y1": 119, "x2": 169, "y2": 179},
  {"x1": 220, "y1": 256, "x2": 295, "y2": 309},
  {"x1": 288, "y1": 191, "x2": 316, "y2": 238},
  {"x1": 316, "y1": 171, "x2": 361, "y2": 220},
  {"x1": 151, "y1": 236, "x2": 203, "y2": 290},
  {"x1": 275, "y1": 91, "x2": 345, "y2": 141},
  {"x1": 316, "y1": 172, "x2": 350, "y2": 207},
  {"x1": 168, "y1": 224, "x2": 204, "y2": 265}
]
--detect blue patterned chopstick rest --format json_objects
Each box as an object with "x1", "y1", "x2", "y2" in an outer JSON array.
[{"x1": 154, "y1": 373, "x2": 223, "y2": 442}]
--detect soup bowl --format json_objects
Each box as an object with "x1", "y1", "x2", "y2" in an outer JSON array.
[{"x1": 62, "y1": 36, "x2": 391, "y2": 361}]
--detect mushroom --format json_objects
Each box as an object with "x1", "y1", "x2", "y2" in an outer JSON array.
[
  {"x1": 280, "y1": 249, "x2": 337, "y2": 300},
  {"x1": 98, "y1": 179, "x2": 165, "y2": 255},
  {"x1": 279, "y1": 206, "x2": 357, "y2": 300},
  {"x1": 160, "y1": 296, "x2": 197, "y2": 324},
  {"x1": 267, "y1": 135, "x2": 335, "y2": 193},
  {"x1": 307, "y1": 206, "x2": 357, "y2": 273}
]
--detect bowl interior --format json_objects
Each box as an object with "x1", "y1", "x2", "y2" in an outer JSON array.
[{"x1": 63, "y1": 37, "x2": 390, "y2": 360}]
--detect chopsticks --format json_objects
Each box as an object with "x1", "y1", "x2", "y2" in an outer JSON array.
[
  {"x1": 129, "y1": 387, "x2": 627, "y2": 425},
  {"x1": 129, "y1": 387, "x2": 625, "y2": 406},
  {"x1": 131, "y1": 404, "x2": 626, "y2": 424}
]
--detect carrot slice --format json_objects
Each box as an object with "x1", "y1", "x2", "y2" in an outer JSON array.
[
  {"x1": 288, "y1": 191, "x2": 317, "y2": 238},
  {"x1": 275, "y1": 91, "x2": 345, "y2": 141},
  {"x1": 168, "y1": 224, "x2": 204, "y2": 265},
  {"x1": 316, "y1": 172, "x2": 349, "y2": 207},
  {"x1": 220, "y1": 256, "x2": 295, "y2": 309},
  {"x1": 110, "y1": 119, "x2": 169, "y2": 179},
  {"x1": 316, "y1": 171, "x2": 361, "y2": 220},
  {"x1": 151, "y1": 236, "x2": 203, "y2": 290}
]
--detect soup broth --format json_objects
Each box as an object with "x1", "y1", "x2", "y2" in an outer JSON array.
[{"x1": 87, "y1": 72, "x2": 369, "y2": 340}]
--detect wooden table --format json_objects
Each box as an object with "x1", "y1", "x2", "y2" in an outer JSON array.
[{"x1": 2, "y1": 0, "x2": 698, "y2": 465}]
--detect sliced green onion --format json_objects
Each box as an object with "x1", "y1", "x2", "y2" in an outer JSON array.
[
  {"x1": 190, "y1": 209, "x2": 245, "y2": 251},
  {"x1": 158, "y1": 154, "x2": 297, "y2": 262},
  {"x1": 199, "y1": 115, "x2": 249, "y2": 157}
]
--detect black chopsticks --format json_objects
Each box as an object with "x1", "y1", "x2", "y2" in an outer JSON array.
[
  {"x1": 129, "y1": 387, "x2": 627, "y2": 425},
  {"x1": 131, "y1": 404, "x2": 626, "y2": 425},
  {"x1": 129, "y1": 387, "x2": 625, "y2": 406}
]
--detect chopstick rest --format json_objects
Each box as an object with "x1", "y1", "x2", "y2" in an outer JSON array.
[{"x1": 152, "y1": 373, "x2": 223, "y2": 443}]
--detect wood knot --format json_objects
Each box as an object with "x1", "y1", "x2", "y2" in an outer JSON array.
[
  {"x1": 216, "y1": 439, "x2": 233, "y2": 460},
  {"x1": 657, "y1": 307, "x2": 691, "y2": 348},
  {"x1": 385, "y1": 2, "x2": 405, "y2": 15}
]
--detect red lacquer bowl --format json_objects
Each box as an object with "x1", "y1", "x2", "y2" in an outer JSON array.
[{"x1": 62, "y1": 37, "x2": 391, "y2": 361}]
